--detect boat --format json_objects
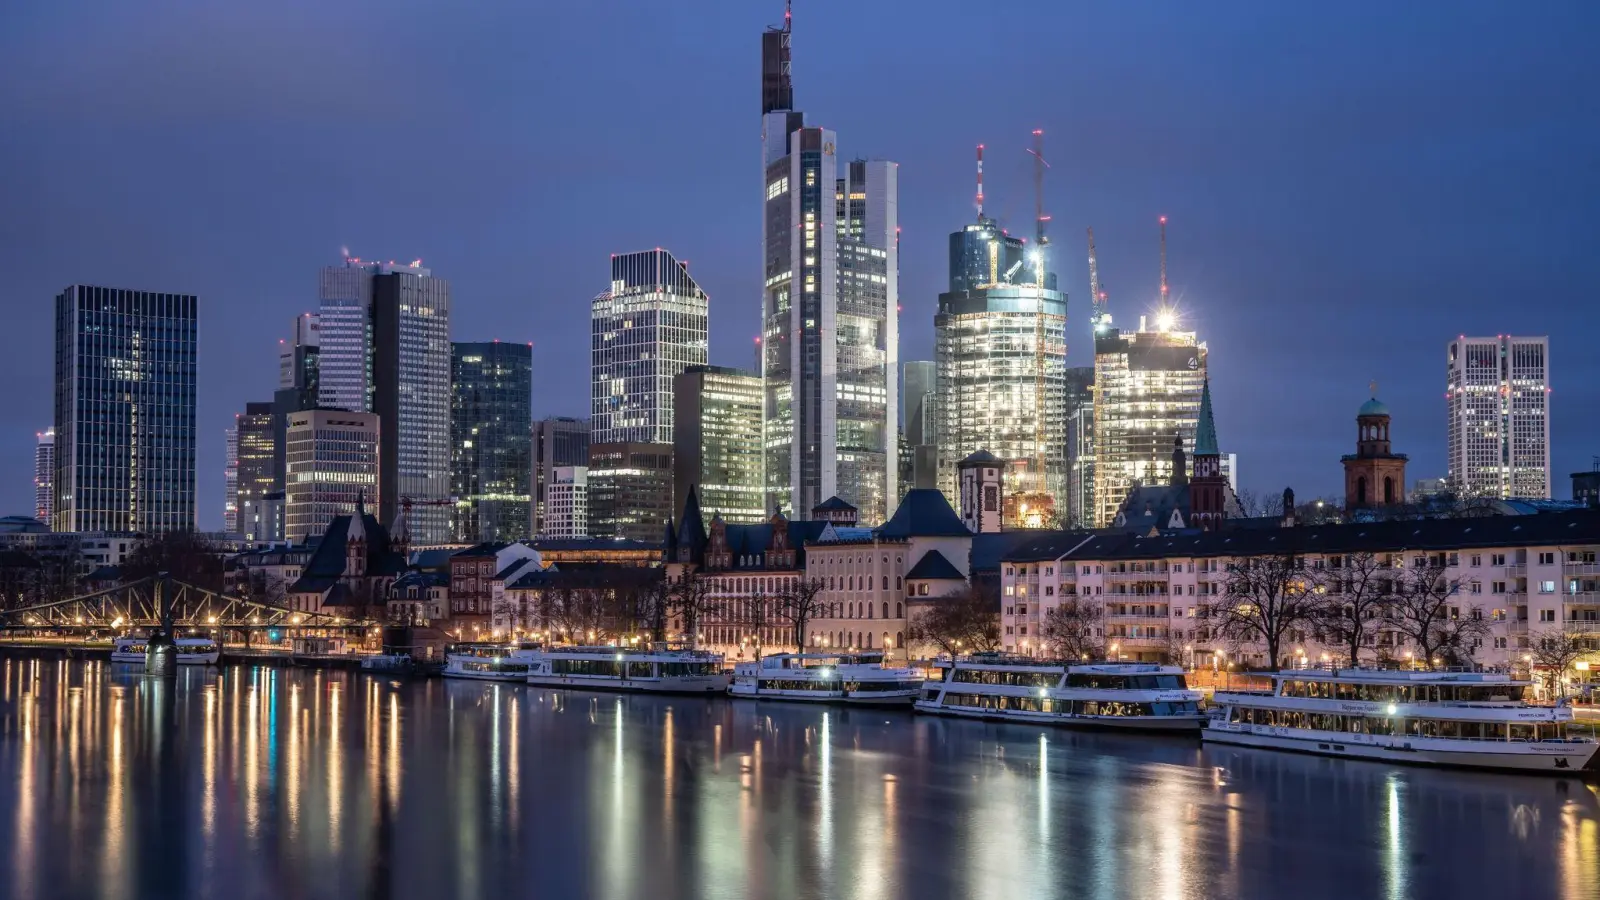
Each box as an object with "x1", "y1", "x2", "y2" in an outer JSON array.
[
  {"x1": 729, "y1": 651, "x2": 922, "y2": 705},
  {"x1": 110, "y1": 635, "x2": 220, "y2": 666},
  {"x1": 914, "y1": 656, "x2": 1207, "y2": 731},
  {"x1": 1204, "y1": 669, "x2": 1600, "y2": 774},
  {"x1": 441, "y1": 641, "x2": 541, "y2": 681},
  {"x1": 525, "y1": 645, "x2": 730, "y2": 694}
]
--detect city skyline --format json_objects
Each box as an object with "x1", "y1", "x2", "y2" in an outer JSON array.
[{"x1": 3, "y1": 3, "x2": 1599, "y2": 527}]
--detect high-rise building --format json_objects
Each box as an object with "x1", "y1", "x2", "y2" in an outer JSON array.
[
  {"x1": 279, "y1": 312, "x2": 320, "y2": 392},
  {"x1": 34, "y1": 428, "x2": 54, "y2": 525},
  {"x1": 673, "y1": 365, "x2": 765, "y2": 525},
  {"x1": 591, "y1": 249, "x2": 708, "y2": 445},
  {"x1": 532, "y1": 416, "x2": 590, "y2": 538},
  {"x1": 316, "y1": 257, "x2": 451, "y2": 539},
  {"x1": 546, "y1": 465, "x2": 588, "y2": 538},
  {"x1": 902, "y1": 360, "x2": 937, "y2": 492},
  {"x1": 1447, "y1": 335, "x2": 1551, "y2": 499},
  {"x1": 224, "y1": 426, "x2": 239, "y2": 530},
  {"x1": 587, "y1": 441, "x2": 673, "y2": 542},
  {"x1": 760, "y1": 12, "x2": 897, "y2": 524},
  {"x1": 1063, "y1": 366, "x2": 1095, "y2": 528},
  {"x1": 1091, "y1": 317, "x2": 1207, "y2": 527},
  {"x1": 234, "y1": 402, "x2": 276, "y2": 537},
  {"x1": 54, "y1": 285, "x2": 197, "y2": 533},
  {"x1": 451, "y1": 341, "x2": 533, "y2": 542},
  {"x1": 935, "y1": 214, "x2": 1067, "y2": 527},
  {"x1": 284, "y1": 409, "x2": 379, "y2": 541}
]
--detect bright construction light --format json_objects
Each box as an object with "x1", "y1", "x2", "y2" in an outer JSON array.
[{"x1": 1155, "y1": 309, "x2": 1176, "y2": 332}]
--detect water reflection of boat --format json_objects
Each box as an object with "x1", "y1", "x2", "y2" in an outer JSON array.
[
  {"x1": 526, "y1": 646, "x2": 730, "y2": 694},
  {"x1": 110, "y1": 636, "x2": 220, "y2": 665},
  {"x1": 915, "y1": 656, "x2": 1207, "y2": 732},
  {"x1": 1206, "y1": 669, "x2": 1600, "y2": 775}
]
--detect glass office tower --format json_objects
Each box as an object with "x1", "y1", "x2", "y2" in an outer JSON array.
[
  {"x1": 451, "y1": 341, "x2": 533, "y2": 541},
  {"x1": 673, "y1": 365, "x2": 765, "y2": 524}
]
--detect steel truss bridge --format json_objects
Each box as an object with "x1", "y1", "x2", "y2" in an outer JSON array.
[{"x1": 0, "y1": 576, "x2": 375, "y2": 632}]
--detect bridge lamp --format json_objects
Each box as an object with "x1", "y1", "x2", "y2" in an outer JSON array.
[
  {"x1": 74, "y1": 616, "x2": 83, "y2": 624},
  {"x1": 207, "y1": 616, "x2": 217, "y2": 624}
]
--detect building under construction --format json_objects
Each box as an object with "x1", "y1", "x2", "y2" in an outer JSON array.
[{"x1": 935, "y1": 139, "x2": 1067, "y2": 527}]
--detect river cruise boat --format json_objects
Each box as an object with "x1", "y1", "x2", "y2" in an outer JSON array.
[
  {"x1": 729, "y1": 652, "x2": 922, "y2": 705},
  {"x1": 442, "y1": 641, "x2": 541, "y2": 681},
  {"x1": 110, "y1": 636, "x2": 220, "y2": 666},
  {"x1": 914, "y1": 657, "x2": 1206, "y2": 732},
  {"x1": 1205, "y1": 669, "x2": 1600, "y2": 774},
  {"x1": 525, "y1": 646, "x2": 730, "y2": 694}
]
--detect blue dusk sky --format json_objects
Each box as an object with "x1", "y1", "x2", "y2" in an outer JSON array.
[{"x1": 1, "y1": 0, "x2": 1597, "y2": 528}]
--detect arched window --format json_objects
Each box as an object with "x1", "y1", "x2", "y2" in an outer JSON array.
[
  {"x1": 881, "y1": 576, "x2": 888, "y2": 591},
  {"x1": 1357, "y1": 476, "x2": 1368, "y2": 506},
  {"x1": 881, "y1": 602, "x2": 889, "y2": 618},
  {"x1": 896, "y1": 602, "x2": 903, "y2": 618},
  {"x1": 882, "y1": 631, "x2": 890, "y2": 650},
  {"x1": 1384, "y1": 476, "x2": 1395, "y2": 504},
  {"x1": 896, "y1": 630, "x2": 904, "y2": 648},
  {"x1": 866, "y1": 633, "x2": 873, "y2": 649}
]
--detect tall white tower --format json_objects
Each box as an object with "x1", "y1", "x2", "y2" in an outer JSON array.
[{"x1": 1447, "y1": 335, "x2": 1550, "y2": 499}]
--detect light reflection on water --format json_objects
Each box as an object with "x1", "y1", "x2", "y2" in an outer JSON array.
[{"x1": 0, "y1": 660, "x2": 1597, "y2": 900}]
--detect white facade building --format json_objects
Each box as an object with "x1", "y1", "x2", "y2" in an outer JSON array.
[
  {"x1": 1447, "y1": 335, "x2": 1551, "y2": 499},
  {"x1": 545, "y1": 465, "x2": 588, "y2": 539},
  {"x1": 590, "y1": 249, "x2": 708, "y2": 445}
]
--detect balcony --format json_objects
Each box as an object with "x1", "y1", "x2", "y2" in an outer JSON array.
[
  {"x1": 1506, "y1": 620, "x2": 1530, "y2": 635},
  {"x1": 1564, "y1": 592, "x2": 1600, "y2": 605},
  {"x1": 1502, "y1": 564, "x2": 1527, "y2": 577},
  {"x1": 1564, "y1": 562, "x2": 1600, "y2": 577}
]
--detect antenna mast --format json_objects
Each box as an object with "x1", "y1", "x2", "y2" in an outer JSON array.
[
  {"x1": 1159, "y1": 215, "x2": 1169, "y2": 309},
  {"x1": 975, "y1": 144, "x2": 984, "y2": 219}
]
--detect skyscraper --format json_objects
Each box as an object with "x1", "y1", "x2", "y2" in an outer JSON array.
[
  {"x1": 760, "y1": 12, "x2": 898, "y2": 523},
  {"x1": 1091, "y1": 316, "x2": 1207, "y2": 527},
  {"x1": 532, "y1": 416, "x2": 590, "y2": 538},
  {"x1": 284, "y1": 409, "x2": 379, "y2": 541},
  {"x1": 591, "y1": 249, "x2": 708, "y2": 445},
  {"x1": 451, "y1": 341, "x2": 533, "y2": 542},
  {"x1": 279, "y1": 312, "x2": 320, "y2": 392},
  {"x1": 546, "y1": 465, "x2": 588, "y2": 539},
  {"x1": 935, "y1": 213, "x2": 1067, "y2": 527},
  {"x1": 674, "y1": 365, "x2": 765, "y2": 525},
  {"x1": 234, "y1": 402, "x2": 276, "y2": 537},
  {"x1": 54, "y1": 285, "x2": 197, "y2": 534},
  {"x1": 224, "y1": 426, "x2": 238, "y2": 530},
  {"x1": 1447, "y1": 335, "x2": 1551, "y2": 499},
  {"x1": 587, "y1": 442, "x2": 674, "y2": 542},
  {"x1": 1063, "y1": 366, "x2": 1095, "y2": 528},
  {"x1": 34, "y1": 428, "x2": 54, "y2": 525},
  {"x1": 902, "y1": 360, "x2": 937, "y2": 492}
]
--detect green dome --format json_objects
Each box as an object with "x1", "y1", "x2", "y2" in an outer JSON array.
[{"x1": 1359, "y1": 397, "x2": 1390, "y2": 417}]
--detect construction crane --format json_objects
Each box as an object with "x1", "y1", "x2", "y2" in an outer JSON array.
[
  {"x1": 1087, "y1": 226, "x2": 1105, "y2": 332},
  {"x1": 1159, "y1": 215, "x2": 1169, "y2": 310}
]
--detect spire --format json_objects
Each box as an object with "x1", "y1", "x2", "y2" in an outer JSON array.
[
  {"x1": 761, "y1": 1, "x2": 796, "y2": 115},
  {"x1": 355, "y1": 488, "x2": 366, "y2": 516},
  {"x1": 1194, "y1": 377, "x2": 1219, "y2": 457}
]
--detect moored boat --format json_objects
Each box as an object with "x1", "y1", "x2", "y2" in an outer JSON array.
[
  {"x1": 525, "y1": 645, "x2": 730, "y2": 694},
  {"x1": 1204, "y1": 669, "x2": 1600, "y2": 774},
  {"x1": 729, "y1": 651, "x2": 921, "y2": 705},
  {"x1": 914, "y1": 655, "x2": 1206, "y2": 731},
  {"x1": 442, "y1": 641, "x2": 540, "y2": 681},
  {"x1": 110, "y1": 635, "x2": 220, "y2": 666}
]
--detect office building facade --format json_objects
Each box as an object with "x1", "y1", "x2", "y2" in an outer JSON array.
[
  {"x1": 935, "y1": 217, "x2": 1067, "y2": 526},
  {"x1": 1091, "y1": 321, "x2": 1208, "y2": 527},
  {"x1": 54, "y1": 285, "x2": 197, "y2": 533},
  {"x1": 532, "y1": 416, "x2": 590, "y2": 538},
  {"x1": 546, "y1": 466, "x2": 588, "y2": 539},
  {"x1": 284, "y1": 409, "x2": 379, "y2": 541},
  {"x1": 1063, "y1": 366, "x2": 1095, "y2": 529},
  {"x1": 451, "y1": 341, "x2": 533, "y2": 542},
  {"x1": 1447, "y1": 335, "x2": 1551, "y2": 499},
  {"x1": 34, "y1": 428, "x2": 54, "y2": 525},
  {"x1": 234, "y1": 402, "x2": 276, "y2": 537},
  {"x1": 587, "y1": 441, "x2": 673, "y2": 542},
  {"x1": 224, "y1": 426, "x2": 238, "y2": 531},
  {"x1": 591, "y1": 249, "x2": 709, "y2": 445},
  {"x1": 760, "y1": 14, "x2": 897, "y2": 524},
  {"x1": 673, "y1": 365, "x2": 765, "y2": 525},
  {"x1": 279, "y1": 312, "x2": 320, "y2": 392}
]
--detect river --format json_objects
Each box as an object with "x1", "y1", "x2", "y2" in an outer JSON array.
[{"x1": 0, "y1": 659, "x2": 1595, "y2": 900}]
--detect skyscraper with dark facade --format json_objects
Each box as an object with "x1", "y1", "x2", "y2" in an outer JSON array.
[
  {"x1": 760, "y1": 12, "x2": 898, "y2": 523},
  {"x1": 54, "y1": 285, "x2": 197, "y2": 533},
  {"x1": 532, "y1": 416, "x2": 590, "y2": 538},
  {"x1": 451, "y1": 341, "x2": 533, "y2": 542},
  {"x1": 234, "y1": 402, "x2": 277, "y2": 538}
]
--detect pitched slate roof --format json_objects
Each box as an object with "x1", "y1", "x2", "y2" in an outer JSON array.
[
  {"x1": 288, "y1": 512, "x2": 407, "y2": 594},
  {"x1": 813, "y1": 496, "x2": 857, "y2": 512},
  {"x1": 905, "y1": 549, "x2": 964, "y2": 581},
  {"x1": 958, "y1": 450, "x2": 1002, "y2": 467},
  {"x1": 1113, "y1": 484, "x2": 1190, "y2": 533},
  {"x1": 879, "y1": 489, "x2": 971, "y2": 538}
]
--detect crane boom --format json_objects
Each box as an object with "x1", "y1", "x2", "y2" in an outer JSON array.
[{"x1": 1087, "y1": 226, "x2": 1103, "y2": 330}]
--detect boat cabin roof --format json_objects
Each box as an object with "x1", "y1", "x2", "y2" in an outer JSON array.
[{"x1": 1273, "y1": 669, "x2": 1526, "y2": 686}]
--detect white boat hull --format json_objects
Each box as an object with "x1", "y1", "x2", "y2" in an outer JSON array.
[
  {"x1": 442, "y1": 668, "x2": 529, "y2": 682},
  {"x1": 914, "y1": 700, "x2": 1206, "y2": 732},
  {"x1": 728, "y1": 682, "x2": 920, "y2": 705},
  {"x1": 110, "y1": 651, "x2": 219, "y2": 666},
  {"x1": 1204, "y1": 723, "x2": 1600, "y2": 774},
  {"x1": 526, "y1": 674, "x2": 731, "y2": 694}
]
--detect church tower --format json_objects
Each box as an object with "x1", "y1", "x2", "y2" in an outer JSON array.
[
  {"x1": 1188, "y1": 378, "x2": 1228, "y2": 530},
  {"x1": 1342, "y1": 388, "x2": 1408, "y2": 512}
]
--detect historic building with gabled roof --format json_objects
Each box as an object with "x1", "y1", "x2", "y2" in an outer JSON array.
[{"x1": 286, "y1": 495, "x2": 410, "y2": 616}]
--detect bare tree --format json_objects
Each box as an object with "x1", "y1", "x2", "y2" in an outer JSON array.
[
  {"x1": 1201, "y1": 552, "x2": 1323, "y2": 671},
  {"x1": 774, "y1": 577, "x2": 827, "y2": 652},
  {"x1": 1315, "y1": 551, "x2": 1391, "y2": 668},
  {"x1": 909, "y1": 586, "x2": 1001, "y2": 657},
  {"x1": 1041, "y1": 597, "x2": 1104, "y2": 660},
  {"x1": 1386, "y1": 559, "x2": 1490, "y2": 668},
  {"x1": 122, "y1": 531, "x2": 226, "y2": 592},
  {"x1": 1234, "y1": 490, "x2": 1283, "y2": 520},
  {"x1": 1526, "y1": 630, "x2": 1599, "y2": 698},
  {"x1": 669, "y1": 571, "x2": 722, "y2": 649}
]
